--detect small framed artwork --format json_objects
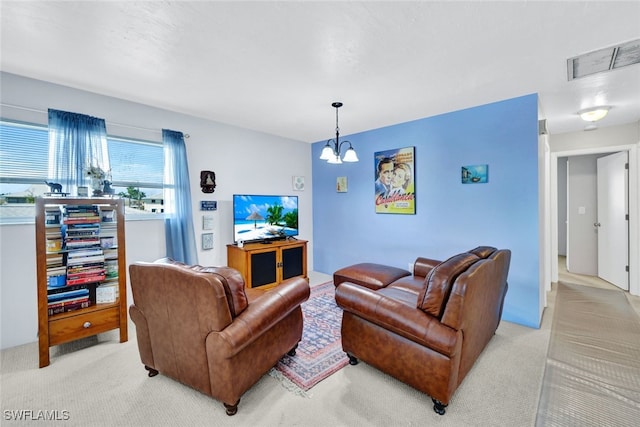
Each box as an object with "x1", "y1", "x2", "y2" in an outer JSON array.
[
  {"x1": 202, "y1": 233, "x2": 214, "y2": 250},
  {"x1": 202, "y1": 215, "x2": 214, "y2": 230},
  {"x1": 336, "y1": 176, "x2": 348, "y2": 192},
  {"x1": 293, "y1": 176, "x2": 305, "y2": 191},
  {"x1": 461, "y1": 164, "x2": 489, "y2": 184}
]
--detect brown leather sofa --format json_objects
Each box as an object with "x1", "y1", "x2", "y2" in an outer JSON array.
[
  {"x1": 129, "y1": 258, "x2": 310, "y2": 415},
  {"x1": 334, "y1": 247, "x2": 510, "y2": 415}
]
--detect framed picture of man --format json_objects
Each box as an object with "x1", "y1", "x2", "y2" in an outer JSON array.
[{"x1": 374, "y1": 146, "x2": 415, "y2": 214}]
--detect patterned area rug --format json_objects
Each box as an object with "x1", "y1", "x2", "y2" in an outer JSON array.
[{"x1": 270, "y1": 281, "x2": 348, "y2": 392}]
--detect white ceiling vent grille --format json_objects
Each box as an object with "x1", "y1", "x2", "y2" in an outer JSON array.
[{"x1": 568, "y1": 39, "x2": 640, "y2": 80}]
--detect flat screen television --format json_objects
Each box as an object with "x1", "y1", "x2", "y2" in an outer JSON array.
[{"x1": 233, "y1": 194, "x2": 299, "y2": 244}]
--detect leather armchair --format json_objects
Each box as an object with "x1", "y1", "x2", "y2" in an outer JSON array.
[
  {"x1": 334, "y1": 247, "x2": 510, "y2": 415},
  {"x1": 129, "y1": 258, "x2": 310, "y2": 415}
]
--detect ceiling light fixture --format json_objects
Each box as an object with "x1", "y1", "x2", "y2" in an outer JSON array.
[
  {"x1": 578, "y1": 106, "x2": 610, "y2": 123},
  {"x1": 319, "y1": 102, "x2": 358, "y2": 164}
]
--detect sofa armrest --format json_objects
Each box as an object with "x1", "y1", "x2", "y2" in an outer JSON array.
[
  {"x1": 209, "y1": 277, "x2": 310, "y2": 357},
  {"x1": 413, "y1": 257, "x2": 441, "y2": 278},
  {"x1": 335, "y1": 282, "x2": 459, "y2": 358}
]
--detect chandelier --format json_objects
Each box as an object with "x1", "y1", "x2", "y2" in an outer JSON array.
[{"x1": 319, "y1": 102, "x2": 358, "y2": 164}]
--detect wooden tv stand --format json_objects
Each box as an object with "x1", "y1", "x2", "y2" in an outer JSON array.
[{"x1": 227, "y1": 239, "x2": 307, "y2": 289}]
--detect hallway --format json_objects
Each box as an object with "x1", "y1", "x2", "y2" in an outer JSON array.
[{"x1": 558, "y1": 255, "x2": 640, "y2": 316}]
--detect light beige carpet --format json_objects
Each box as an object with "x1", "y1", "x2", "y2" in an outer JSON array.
[
  {"x1": 536, "y1": 282, "x2": 640, "y2": 427},
  {"x1": 1, "y1": 273, "x2": 552, "y2": 426}
]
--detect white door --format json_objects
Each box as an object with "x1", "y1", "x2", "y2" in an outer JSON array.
[{"x1": 596, "y1": 151, "x2": 629, "y2": 290}]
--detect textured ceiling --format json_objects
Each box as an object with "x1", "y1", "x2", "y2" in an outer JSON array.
[{"x1": 1, "y1": 1, "x2": 639, "y2": 142}]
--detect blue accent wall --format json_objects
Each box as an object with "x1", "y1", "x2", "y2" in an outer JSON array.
[{"x1": 312, "y1": 94, "x2": 540, "y2": 328}]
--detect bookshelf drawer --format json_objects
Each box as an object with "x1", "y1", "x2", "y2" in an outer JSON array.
[{"x1": 49, "y1": 307, "x2": 120, "y2": 346}]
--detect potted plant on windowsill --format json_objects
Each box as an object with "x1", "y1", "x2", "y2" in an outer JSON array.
[{"x1": 86, "y1": 165, "x2": 107, "y2": 196}]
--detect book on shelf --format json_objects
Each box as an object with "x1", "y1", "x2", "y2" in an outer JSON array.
[
  {"x1": 65, "y1": 239, "x2": 101, "y2": 248},
  {"x1": 67, "y1": 265, "x2": 105, "y2": 275},
  {"x1": 47, "y1": 274, "x2": 67, "y2": 288},
  {"x1": 47, "y1": 283, "x2": 90, "y2": 294},
  {"x1": 64, "y1": 205, "x2": 99, "y2": 214},
  {"x1": 46, "y1": 237, "x2": 63, "y2": 252},
  {"x1": 47, "y1": 287, "x2": 90, "y2": 303},
  {"x1": 66, "y1": 228, "x2": 100, "y2": 237},
  {"x1": 48, "y1": 297, "x2": 91, "y2": 315},
  {"x1": 66, "y1": 261, "x2": 104, "y2": 271},
  {"x1": 45, "y1": 208, "x2": 61, "y2": 225},
  {"x1": 65, "y1": 274, "x2": 106, "y2": 286},
  {"x1": 46, "y1": 254, "x2": 64, "y2": 267},
  {"x1": 63, "y1": 217, "x2": 101, "y2": 224},
  {"x1": 48, "y1": 277, "x2": 66, "y2": 288},
  {"x1": 66, "y1": 255, "x2": 105, "y2": 265},
  {"x1": 103, "y1": 248, "x2": 118, "y2": 261},
  {"x1": 67, "y1": 247, "x2": 103, "y2": 257},
  {"x1": 47, "y1": 265, "x2": 67, "y2": 275}
]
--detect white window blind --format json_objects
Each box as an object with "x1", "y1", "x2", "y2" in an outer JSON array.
[{"x1": 0, "y1": 120, "x2": 49, "y2": 183}]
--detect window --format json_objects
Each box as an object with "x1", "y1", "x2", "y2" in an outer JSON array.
[
  {"x1": 106, "y1": 136, "x2": 164, "y2": 216},
  {"x1": 0, "y1": 120, "x2": 164, "y2": 223}
]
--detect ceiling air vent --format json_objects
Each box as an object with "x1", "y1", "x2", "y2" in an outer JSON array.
[{"x1": 567, "y1": 39, "x2": 640, "y2": 80}]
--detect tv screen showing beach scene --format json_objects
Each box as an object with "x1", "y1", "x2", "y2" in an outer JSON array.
[{"x1": 233, "y1": 194, "x2": 299, "y2": 243}]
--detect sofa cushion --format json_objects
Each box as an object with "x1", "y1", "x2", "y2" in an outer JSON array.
[
  {"x1": 417, "y1": 253, "x2": 480, "y2": 318},
  {"x1": 386, "y1": 275, "x2": 425, "y2": 297}
]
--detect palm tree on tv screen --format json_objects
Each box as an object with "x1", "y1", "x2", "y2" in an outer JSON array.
[
  {"x1": 284, "y1": 209, "x2": 298, "y2": 229},
  {"x1": 266, "y1": 204, "x2": 284, "y2": 226}
]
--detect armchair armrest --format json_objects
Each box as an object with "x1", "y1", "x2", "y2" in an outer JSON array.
[
  {"x1": 129, "y1": 305, "x2": 154, "y2": 368},
  {"x1": 413, "y1": 257, "x2": 441, "y2": 278},
  {"x1": 335, "y1": 282, "x2": 459, "y2": 358},
  {"x1": 208, "y1": 277, "x2": 310, "y2": 357}
]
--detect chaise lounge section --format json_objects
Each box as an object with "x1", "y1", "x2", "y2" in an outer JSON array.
[{"x1": 334, "y1": 246, "x2": 510, "y2": 415}]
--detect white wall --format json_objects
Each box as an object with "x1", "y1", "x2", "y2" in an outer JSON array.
[{"x1": 0, "y1": 72, "x2": 313, "y2": 349}]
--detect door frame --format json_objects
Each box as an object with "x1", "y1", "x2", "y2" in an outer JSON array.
[{"x1": 548, "y1": 143, "x2": 639, "y2": 298}]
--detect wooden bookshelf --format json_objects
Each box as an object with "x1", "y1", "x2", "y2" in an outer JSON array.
[{"x1": 35, "y1": 197, "x2": 128, "y2": 367}]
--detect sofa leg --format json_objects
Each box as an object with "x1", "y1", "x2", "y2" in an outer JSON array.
[
  {"x1": 287, "y1": 344, "x2": 298, "y2": 357},
  {"x1": 224, "y1": 400, "x2": 239, "y2": 416},
  {"x1": 144, "y1": 365, "x2": 158, "y2": 377},
  {"x1": 347, "y1": 354, "x2": 359, "y2": 365},
  {"x1": 432, "y1": 398, "x2": 447, "y2": 415}
]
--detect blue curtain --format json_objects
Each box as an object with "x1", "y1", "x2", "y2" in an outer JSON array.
[
  {"x1": 163, "y1": 129, "x2": 198, "y2": 265},
  {"x1": 47, "y1": 109, "x2": 109, "y2": 195}
]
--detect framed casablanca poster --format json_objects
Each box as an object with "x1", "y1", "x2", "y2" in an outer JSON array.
[{"x1": 374, "y1": 146, "x2": 415, "y2": 214}]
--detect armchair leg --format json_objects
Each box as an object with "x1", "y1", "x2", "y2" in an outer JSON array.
[
  {"x1": 432, "y1": 398, "x2": 447, "y2": 415},
  {"x1": 224, "y1": 400, "x2": 239, "y2": 416},
  {"x1": 347, "y1": 353, "x2": 359, "y2": 365},
  {"x1": 287, "y1": 344, "x2": 298, "y2": 357},
  {"x1": 144, "y1": 365, "x2": 158, "y2": 377}
]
